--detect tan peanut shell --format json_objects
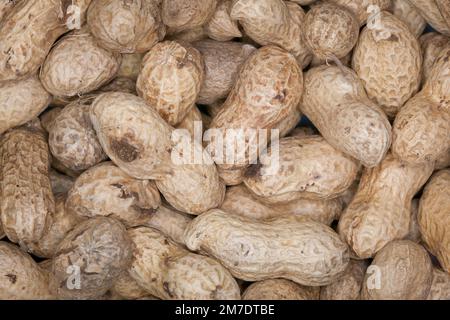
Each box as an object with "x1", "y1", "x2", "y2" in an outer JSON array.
[
  {"x1": 40, "y1": 107, "x2": 62, "y2": 133},
  {"x1": 230, "y1": 0, "x2": 312, "y2": 68},
  {"x1": 328, "y1": 0, "x2": 392, "y2": 25},
  {"x1": 0, "y1": 0, "x2": 19, "y2": 22},
  {"x1": 290, "y1": 0, "x2": 316, "y2": 4},
  {"x1": 436, "y1": 150, "x2": 450, "y2": 170},
  {"x1": 117, "y1": 53, "x2": 145, "y2": 80},
  {"x1": 352, "y1": 11, "x2": 422, "y2": 117},
  {"x1": 161, "y1": 0, "x2": 217, "y2": 33},
  {"x1": 338, "y1": 153, "x2": 434, "y2": 259},
  {"x1": 184, "y1": 210, "x2": 350, "y2": 286},
  {"x1": 0, "y1": 242, "x2": 54, "y2": 299},
  {"x1": 204, "y1": 0, "x2": 241, "y2": 41},
  {"x1": 66, "y1": 162, "x2": 161, "y2": 227},
  {"x1": 96, "y1": 77, "x2": 136, "y2": 95},
  {"x1": 301, "y1": 65, "x2": 391, "y2": 168},
  {"x1": 128, "y1": 226, "x2": 240, "y2": 300},
  {"x1": 423, "y1": 46, "x2": 450, "y2": 109},
  {"x1": 87, "y1": 0, "x2": 166, "y2": 53},
  {"x1": 418, "y1": 169, "x2": 450, "y2": 273},
  {"x1": 136, "y1": 41, "x2": 204, "y2": 126},
  {"x1": 0, "y1": 128, "x2": 54, "y2": 250},
  {"x1": 309, "y1": 51, "x2": 352, "y2": 68},
  {"x1": 244, "y1": 136, "x2": 359, "y2": 204},
  {"x1": 407, "y1": 0, "x2": 450, "y2": 36},
  {"x1": 221, "y1": 184, "x2": 342, "y2": 225},
  {"x1": 176, "y1": 105, "x2": 203, "y2": 139},
  {"x1": 436, "y1": 0, "x2": 450, "y2": 30},
  {"x1": 361, "y1": 240, "x2": 432, "y2": 300},
  {"x1": 0, "y1": 1, "x2": 91, "y2": 82},
  {"x1": 193, "y1": 39, "x2": 256, "y2": 105},
  {"x1": 49, "y1": 97, "x2": 108, "y2": 172},
  {"x1": 243, "y1": 279, "x2": 320, "y2": 300},
  {"x1": 51, "y1": 217, "x2": 133, "y2": 299},
  {"x1": 51, "y1": 157, "x2": 83, "y2": 179},
  {"x1": 427, "y1": 268, "x2": 450, "y2": 300},
  {"x1": 303, "y1": 2, "x2": 359, "y2": 60},
  {"x1": 0, "y1": 75, "x2": 51, "y2": 135},
  {"x1": 217, "y1": 166, "x2": 246, "y2": 186},
  {"x1": 167, "y1": 26, "x2": 208, "y2": 43},
  {"x1": 391, "y1": 0, "x2": 426, "y2": 37},
  {"x1": 40, "y1": 29, "x2": 122, "y2": 98},
  {"x1": 404, "y1": 199, "x2": 421, "y2": 243},
  {"x1": 289, "y1": 126, "x2": 316, "y2": 137},
  {"x1": 320, "y1": 259, "x2": 368, "y2": 300},
  {"x1": 208, "y1": 45, "x2": 303, "y2": 172},
  {"x1": 419, "y1": 32, "x2": 450, "y2": 85},
  {"x1": 111, "y1": 272, "x2": 151, "y2": 300}
]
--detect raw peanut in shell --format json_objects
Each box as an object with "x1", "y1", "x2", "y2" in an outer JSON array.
[
  {"x1": 309, "y1": 52, "x2": 352, "y2": 68},
  {"x1": 230, "y1": 0, "x2": 312, "y2": 68},
  {"x1": 66, "y1": 162, "x2": 161, "y2": 227},
  {"x1": 301, "y1": 65, "x2": 391, "y2": 168},
  {"x1": 0, "y1": 242, "x2": 54, "y2": 299},
  {"x1": 290, "y1": 0, "x2": 316, "y2": 4},
  {"x1": 244, "y1": 136, "x2": 359, "y2": 204},
  {"x1": 51, "y1": 217, "x2": 133, "y2": 299},
  {"x1": 40, "y1": 29, "x2": 122, "y2": 98},
  {"x1": 184, "y1": 210, "x2": 350, "y2": 286},
  {"x1": 391, "y1": 0, "x2": 426, "y2": 37},
  {"x1": 338, "y1": 153, "x2": 434, "y2": 259},
  {"x1": 176, "y1": 105, "x2": 203, "y2": 139},
  {"x1": 49, "y1": 97, "x2": 108, "y2": 172},
  {"x1": 361, "y1": 240, "x2": 433, "y2": 300},
  {"x1": 40, "y1": 107, "x2": 63, "y2": 133},
  {"x1": 128, "y1": 226, "x2": 241, "y2": 300},
  {"x1": 0, "y1": 0, "x2": 19, "y2": 22},
  {"x1": 0, "y1": 128, "x2": 54, "y2": 249},
  {"x1": 243, "y1": 279, "x2": 320, "y2": 300},
  {"x1": 167, "y1": 26, "x2": 208, "y2": 43},
  {"x1": 208, "y1": 45, "x2": 303, "y2": 172},
  {"x1": 0, "y1": 0, "x2": 91, "y2": 82},
  {"x1": 302, "y1": 2, "x2": 359, "y2": 60},
  {"x1": 404, "y1": 199, "x2": 421, "y2": 243},
  {"x1": 436, "y1": 150, "x2": 450, "y2": 170},
  {"x1": 352, "y1": 11, "x2": 422, "y2": 118},
  {"x1": 328, "y1": 0, "x2": 392, "y2": 26},
  {"x1": 136, "y1": 41, "x2": 204, "y2": 126},
  {"x1": 217, "y1": 166, "x2": 246, "y2": 186},
  {"x1": 95, "y1": 77, "x2": 136, "y2": 95},
  {"x1": 289, "y1": 126, "x2": 316, "y2": 137},
  {"x1": 427, "y1": 268, "x2": 450, "y2": 300},
  {"x1": 117, "y1": 53, "x2": 145, "y2": 80},
  {"x1": 193, "y1": 40, "x2": 256, "y2": 105},
  {"x1": 407, "y1": 0, "x2": 450, "y2": 36},
  {"x1": 320, "y1": 259, "x2": 368, "y2": 300},
  {"x1": 111, "y1": 272, "x2": 151, "y2": 300},
  {"x1": 419, "y1": 32, "x2": 450, "y2": 85},
  {"x1": 204, "y1": 0, "x2": 241, "y2": 41},
  {"x1": 418, "y1": 170, "x2": 450, "y2": 273},
  {"x1": 87, "y1": 0, "x2": 166, "y2": 53},
  {"x1": 161, "y1": 0, "x2": 217, "y2": 33},
  {"x1": 436, "y1": 0, "x2": 450, "y2": 30},
  {"x1": 423, "y1": 46, "x2": 450, "y2": 109},
  {"x1": 0, "y1": 75, "x2": 51, "y2": 135}
]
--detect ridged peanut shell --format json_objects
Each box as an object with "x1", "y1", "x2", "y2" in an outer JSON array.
[
  {"x1": 407, "y1": 0, "x2": 450, "y2": 36},
  {"x1": 328, "y1": 0, "x2": 392, "y2": 25},
  {"x1": 117, "y1": 53, "x2": 145, "y2": 80},
  {"x1": 243, "y1": 279, "x2": 320, "y2": 300},
  {"x1": 427, "y1": 268, "x2": 450, "y2": 300},
  {"x1": 391, "y1": 0, "x2": 426, "y2": 37},
  {"x1": 0, "y1": 0, "x2": 18, "y2": 22},
  {"x1": 175, "y1": 105, "x2": 203, "y2": 139},
  {"x1": 420, "y1": 32, "x2": 450, "y2": 85},
  {"x1": 204, "y1": 0, "x2": 241, "y2": 41},
  {"x1": 161, "y1": 0, "x2": 217, "y2": 33},
  {"x1": 111, "y1": 272, "x2": 151, "y2": 300},
  {"x1": 423, "y1": 46, "x2": 450, "y2": 109}
]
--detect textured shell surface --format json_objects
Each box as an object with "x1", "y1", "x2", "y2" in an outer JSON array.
[
  {"x1": 404, "y1": 199, "x2": 421, "y2": 243},
  {"x1": 338, "y1": 153, "x2": 434, "y2": 259},
  {"x1": 49, "y1": 97, "x2": 108, "y2": 172},
  {"x1": 328, "y1": 0, "x2": 392, "y2": 25},
  {"x1": 301, "y1": 65, "x2": 391, "y2": 168},
  {"x1": 161, "y1": 0, "x2": 217, "y2": 33},
  {"x1": 407, "y1": 0, "x2": 450, "y2": 36},
  {"x1": 418, "y1": 169, "x2": 450, "y2": 273},
  {"x1": 95, "y1": 77, "x2": 136, "y2": 95},
  {"x1": 243, "y1": 279, "x2": 320, "y2": 300},
  {"x1": 243, "y1": 136, "x2": 359, "y2": 204},
  {"x1": 175, "y1": 105, "x2": 203, "y2": 138},
  {"x1": 0, "y1": 0, "x2": 19, "y2": 22},
  {"x1": 111, "y1": 272, "x2": 150, "y2": 300},
  {"x1": 51, "y1": 217, "x2": 133, "y2": 299},
  {"x1": 204, "y1": 0, "x2": 242, "y2": 41},
  {"x1": 0, "y1": 129, "x2": 54, "y2": 250},
  {"x1": 40, "y1": 29, "x2": 122, "y2": 98},
  {"x1": 361, "y1": 240, "x2": 432, "y2": 300},
  {"x1": 423, "y1": 46, "x2": 450, "y2": 110},
  {"x1": 118, "y1": 52, "x2": 145, "y2": 80},
  {"x1": 136, "y1": 41, "x2": 204, "y2": 126},
  {"x1": 87, "y1": 0, "x2": 166, "y2": 53},
  {"x1": 184, "y1": 209, "x2": 350, "y2": 286},
  {"x1": 0, "y1": 75, "x2": 52, "y2": 135},
  {"x1": 66, "y1": 162, "x2": 161, "y2": 227},
  {"x1": 40, "y1": 107, "x2": 63, "y2": 133},
  {"x1": 419, "y1": 32, "x2": 450, "y2": 85},
  {"x1": 391, "y1": 0, "x2": 426, "y2": 37},
  {"x1": 128, "y1": 226, "x2": 240, "y2": 300},
  {"x1": 352, "y1": 11, "x2": 422, "y2": 117},
  {"x1": 427, "y1": 268, "x2": 450, "y2": 300},
  {"x1": 166, "y1": 26, "x2": 208, "y2": 43}
]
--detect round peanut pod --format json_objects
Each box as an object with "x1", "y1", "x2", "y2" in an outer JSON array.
[
  {"x1": 208, "y1": 45, "x2": 303, "y2": 173},
  {"x1": 243, "y1": 279, "x2": 320, "y2": 300},
  {"x1": 161, "y1": 0, "x2": 217, "y2": 33},
  {"x1": 407, "y1": 0, "x2": 450, "y2": 36},
  {"x1": 338, "y1": 153, "x2": 434, "y2": 259},
  {"x1": 117, "y1": 53, "x2": 145, "y2": 80},
  {"x1": 328, "y1": 0, "x2": 392, "y2": 26},
  {"x1": 40, "y1": 107, "x2": 63, "y2": 133},
  {"x1": 217, "y1": 166, "x2": 246, "y2": 186},
  {"x1": 230, "y1": 0, "x2": 312, "y2": 68},
  {"x1": 184, "y1": 210, "x2": 350, "y2": 286},
  {"x1": 243, "y1": 136, "x2": 359, "y2": 204},
  {"x1": 87, "y1": 0, "x2": 165, "y2": 53},
  {"x1": 66, "y1": 162, "x2": 161, "y2": 228},
  {"x1": 193, "y1": 39, "x2": 256, "y2": 105},
  {"x1": 391, "y1": 0, "x2": 426, "y2": 37},
  {"x1": 136, "y1": 41, "x2": 204, "y2": 126},
  {"x1": 128, "y1": 226, "x2": 240, "y2": 300},
  {"x1": 419, "y1": 32, "x2": 450, "y2": 85},
  {"x1": 320, "y1": 259, "x2": 368, "y2": 300},
  {"x1": 352, "y1": 11, "x2": 422, "y2": 118},
  {"x1": 204, "y1": 0, "x2": 241, "y2": 41},
  {"x1": 221, "y1": 184, "x2": 342, "y2": 225},
  {"x1": 301, "y1": 65, "x2": 391, "y2": 168},
  {"x1": 303, "y1": 2, "x2": 359, "y2": 60},
  {"x1": 176, "y1": 105, "x2": 203, "y2": 139},
  {"x1": 418, "y1": 170, "x2": 450, "y2": 273},
  {"x1": 49, "y1": 169, "x2": 75, "y2": 195},
  {"x1": 51, "y1": 217, "x2": 133, "y2": 299},
  {"x1": 427, "y1": 268, "x2": 450, "y2": 300},
  {"x1": 48, "y1": 97, "x2": 108, "y2": 172},
  {"x1": 0, "y1": 1, "x2": 91, "y2": 82},
  {"x1": 40, "y1": 28, "x2": 122, "y2": 98},
  {"x1": 0, "y1": 128, "x2": 54, "y2": 250},
  {"x1": 0, "y1": 75, "x2": 51, "y2": 135},
  {"x1": 0, "y1": 242, "x2": 54, "y2": 299},
  {"x1": 361, "y1": 240, "x2": 433, "y2": 300},
  {"x1": 111, "y1": 272, "x2": 151, "y2": 300}
]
